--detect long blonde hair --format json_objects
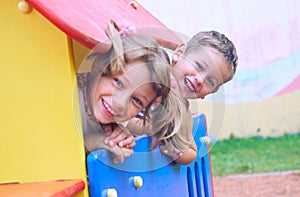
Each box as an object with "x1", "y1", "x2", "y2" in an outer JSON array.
[{"x1": 90, "y1": 20, "x2": 192, "y2": 154}]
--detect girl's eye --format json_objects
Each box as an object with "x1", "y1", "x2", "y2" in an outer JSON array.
[
  {"x1": 133, "y1": 97, "x2": 143, "y2": 107},
  {"x1": 114, "y1": 78, "x2": 124, "y2": 88}
]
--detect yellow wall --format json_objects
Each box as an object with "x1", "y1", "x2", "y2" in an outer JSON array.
[
  {"x1": 190, "y1": 90, "x2": 300, "y2": 140},
  {"x1": 71, "y1": 39, "x2": 90, "y2": 72},
  {"x1": 0, "y1": 2, "x2": 88, "y2": 196}
]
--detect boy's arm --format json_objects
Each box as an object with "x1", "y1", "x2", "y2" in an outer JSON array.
[
  {"x1": 160, "y1": 110, "x2": 197, "y2": 165},
  {"x1": 126, "y1": 117, "x2": 147, "y2": 136},
  {"x1": 126, "y1": 117, "x2": 153, "y2": 136},
  {"x1": 175, "y1": 109, "x2": 197, "y2": 165},
  {"x1": 160, "y1": 137, "x2": 197, "y2": 165},
  {"x1": 175, "y1": 139, "x2": 197, "y2": 165}
]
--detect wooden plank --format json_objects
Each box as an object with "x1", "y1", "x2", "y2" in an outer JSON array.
[{"x1": 0, "y1": 180, "x2": 85, "y2": 197}]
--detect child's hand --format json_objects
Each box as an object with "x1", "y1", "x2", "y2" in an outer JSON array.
[
  {"x1": 103, "y1": 124, "x2": 136, "y2": 148},
  {"x1": 160, "y1": 139, "x2": 183, "y2": 160},
  {"x1": 84, "y1": 128, "x2": 134, "y2": 163},
  {"x1": 160, "y1": 136, "x2": 197, "y2": 165},
  {"x1": 107, "y1": 145, "x2": 134, "y2": 164}
]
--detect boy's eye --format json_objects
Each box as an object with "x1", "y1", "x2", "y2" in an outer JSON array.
[
  {"x1": 207, "y1": 78, "x2": 216, "y2": 89},
  {"x1": 133, "y1": 97, "x2": 143, "y2": 107},
  {"x1": 114, "y1": 78, "x2": 124, "y2": 88},
  {"x1": 195, "y1": 62, "x2": 204, "y2": 71}
]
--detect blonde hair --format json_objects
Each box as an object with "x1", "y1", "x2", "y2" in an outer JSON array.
[
  {"x1": 89, "y1": 20, "x2": 192, "y2": 154},
  {"x1": 186, "y1": 31, "x2": 238, "y2": 81}
]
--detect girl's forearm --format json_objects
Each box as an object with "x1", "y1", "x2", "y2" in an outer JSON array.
[{"x1": 84, "y1": 132, "x2": 106, "y2": 153}]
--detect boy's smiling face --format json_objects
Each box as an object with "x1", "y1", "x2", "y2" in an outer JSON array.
[
  {"x1": 90, "y1": 60, "x2": 156, "y2": 124},
  {"x1": 171, "y1": 46, "x2": 232, "y2": 99}
]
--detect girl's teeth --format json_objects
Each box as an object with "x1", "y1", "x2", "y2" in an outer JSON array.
[{"x1": 103, "y1": 101, "x2": 117, "y2": 115}]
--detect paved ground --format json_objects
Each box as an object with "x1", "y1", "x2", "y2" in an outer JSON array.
[{"x1": 213, "y1": 170, "x2": 300, "y2": 197}]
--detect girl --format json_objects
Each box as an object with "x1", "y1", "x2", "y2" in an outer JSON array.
[{"x1": 77, "y1": 20, "x2": 192, "y2": 163}]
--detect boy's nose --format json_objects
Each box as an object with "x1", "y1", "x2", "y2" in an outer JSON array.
[{"x1": 195, "y1": 73, "x2": 205, "y2": 86}]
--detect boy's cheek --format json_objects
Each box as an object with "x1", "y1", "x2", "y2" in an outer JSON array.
[{"x1": 171, "y1": 54, "x2": 180, "y2": 65}]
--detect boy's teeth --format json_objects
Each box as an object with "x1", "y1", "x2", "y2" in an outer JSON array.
[
  {"x1": 103, "y1": 100, "x2": 117, "y2": 115},
  {"x1": 185, "y1": 78, "x2": 196, "y2": 92}
]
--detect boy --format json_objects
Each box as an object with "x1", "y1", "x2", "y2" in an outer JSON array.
[
  {"x1": 171, "y1": 31, "x2": 238, "y2": 100},
  {"x1": 167, "y1": 30, "x2": 238, "y2": 164}
]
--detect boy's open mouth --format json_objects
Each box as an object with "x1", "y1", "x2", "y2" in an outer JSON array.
[{"x1": 184, "y1": 77, "x2": 196, "y2": 92}]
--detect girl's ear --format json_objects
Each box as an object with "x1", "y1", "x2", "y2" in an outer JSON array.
[{"x1": 172, "y1": 43, "x2": 186, "y2": 65}]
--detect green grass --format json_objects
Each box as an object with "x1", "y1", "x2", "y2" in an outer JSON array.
[{"x1": 210, "y1": 133, "x2": 300, "y2": 176}]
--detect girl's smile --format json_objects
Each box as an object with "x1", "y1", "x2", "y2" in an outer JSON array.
[{"x1": 101, "y1": 98, "x2": 118, "y2": 117}]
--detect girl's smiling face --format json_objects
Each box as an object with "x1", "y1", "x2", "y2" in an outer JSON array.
[
  {"x1": 172, "y1": 47, "x2": 232, "y2": 99},
  {"x1": 90, "y1": 59, "x2": 156, "y2": 124}
]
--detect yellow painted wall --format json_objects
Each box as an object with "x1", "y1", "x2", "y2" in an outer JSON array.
[
  {"x1": 0, "y1": 1, "x2": 88, "y2": 196},
  {"x1": 190, "y1": 90, "x2": 300, "y2": 140},
  {"x1": 71, "y1": 40, "x2": 90, "y2": 72}
]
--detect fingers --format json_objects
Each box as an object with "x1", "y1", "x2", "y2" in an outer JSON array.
[
  {"x1": 106, "y1": 125, "x2": 123, "y2": 139},
  {"x1": 110, "y1": 147, "x2": 134, "y2": 164},
  {"x1": 103, "y1": 127, "x2": 134, "y2": 163},
  {"x1": 104, "y1": 125, "x2": 136, "y2": 148},
  {"x1": 109, "y1": 130, "x2": 128, "y2": 144},
  {"x1": 119, "y1": 135, "x2": 136, "y2": 148},
  {"x1": 104, "y1": 125, "x2": 122, "y2": 146},
  {"x1": 105, "y1": 145, "x2": 124, "y2": 164},
  {"x1": 121, "y1": 147, "x2": 134, "y2": 159}
]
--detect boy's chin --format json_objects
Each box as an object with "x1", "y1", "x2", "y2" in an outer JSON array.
[{"x1": 183, "y1": 91, "x2": 197, "y2": 99}]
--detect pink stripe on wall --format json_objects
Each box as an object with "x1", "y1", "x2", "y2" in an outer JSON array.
[{"x1": 275, "y1": 74, "x2": 300, "y2": 96}]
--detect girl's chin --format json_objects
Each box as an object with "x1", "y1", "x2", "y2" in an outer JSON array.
[
  {"x1": 94, "y1": 112, "x2": 112, "y2": 124},
  {"x1": 96, "y1": 118, "x2": 113, "y2": 125}
]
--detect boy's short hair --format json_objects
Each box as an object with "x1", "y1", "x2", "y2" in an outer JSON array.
[{"x1": 185, "y1": 31, "x2": 238, "y2": 75}]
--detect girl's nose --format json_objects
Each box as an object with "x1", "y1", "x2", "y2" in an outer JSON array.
[
  {"x1": 113, "y1": 98, "x2": 126, "y2": 111},
  {"x1": 112, "y1": 91, "x2": 129, "y2": 113}
]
